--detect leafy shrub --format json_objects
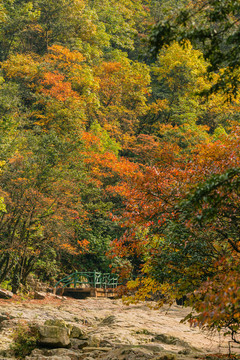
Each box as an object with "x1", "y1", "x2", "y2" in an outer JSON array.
[{"x1": 11, "y1": 321, "x2": 39, "y2": 359}]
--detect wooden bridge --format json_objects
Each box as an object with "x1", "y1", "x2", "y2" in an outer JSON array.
[{"x1": 54, "y1": 271, "x2": 118, "y2": 299}]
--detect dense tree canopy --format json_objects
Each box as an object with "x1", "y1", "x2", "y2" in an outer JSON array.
[
  {"x1": 149, "y1": 0, "x2": 240, "y2": 97},
  {"x1": 0, "y1": 0, "x2": 239, "y2": 342}
]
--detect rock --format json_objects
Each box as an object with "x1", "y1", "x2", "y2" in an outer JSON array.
[
  {"x1": 26, "y1": 355, "x2": 71, "y2": 360},
  {"x1": 100, "y1": 346, "x2": 154, "y2": 360},
  {"x1": 0, "y1": 319, "x2": 20, "y2": 330},
  {"x1": 178, "y1": 348, "x2": 191, "y2": 355},
  {"x1": 47, "y1": 348, "x2": 81, "y2": 359},
  {"x1": 153, "y1": 355, "x2": 176, "y2": 360},
  {"x1": 82, "y1": 347, "x2": 111, "y2": 353},
  {"x1": 26, "y1": 348, "x2": 82, "y2": 360},
  {"x1": 136, "y1": 344, "x2": 164, "y2": 352},
  {"x1": 37, "y1": 325, "x2": 70, "y2": 348},
  {"x1": 88, "y1": 335, "x2": 101, "y2": 347},
  {"x1": 34, "y1": 292, "x2": 46, "y2": 300},
  {"x1": 99, "y1": 340, "x2": 113, "y2": 347},
  {"x1": 49, "y1": 294, "x2": 62, "y2": 300},
  {"x1": 69, "y1": 325, "x2": 87, "y2": 339},
  {"x1": 154, "y1": 333, "x2": 189, "y2": 347},
  {"x1": 44, "y1": 319, "x2": 68, "y2": 329},
  {"x1": 100, "y1": 315, "x2": 116, "y2": 326},
  {"x1": 70, "y1": 338, "x2": 89, "y2": 349},
  {"x1": 0, "y1": 289, "x2": 13, "y2": 299},
  {"x1": 0, "y1": 313, "x2": 13, "y2": 323}
]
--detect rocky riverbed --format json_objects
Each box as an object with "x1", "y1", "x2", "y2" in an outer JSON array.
[{"x1": 0, "y1": 294, "x2": 238, "y2": 359}]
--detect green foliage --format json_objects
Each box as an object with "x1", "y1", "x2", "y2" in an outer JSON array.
[
  {"x1": 141, "y1": 41, "x2": 211, "y2": 148},
  {"x1": 149, "y1": 0, "x2": 240, "y2": 97},
  {"x1": 0, "y1": 196, "x2": 6, "y2": 213},
  {"x1": 90, "y1": 121, "x2": 121, "y2": 155},
  {"x1": 34, "y1": 248, "x2": 60, "y2": 283},
  {"x1": 88, "y1": 0, "x2": 146, "y2": 52},
  {"x1": 11, "y1": 322, "x2": 39, "y2": 359}
]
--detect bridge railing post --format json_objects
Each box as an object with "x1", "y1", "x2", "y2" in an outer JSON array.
[{"x1": 74, "y1": 271, "x2": 78, "y2": 288}]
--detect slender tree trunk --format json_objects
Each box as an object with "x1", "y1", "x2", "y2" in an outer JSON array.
[{"x1": 0, "y1": 253, "x2": 11, "y2": 282}]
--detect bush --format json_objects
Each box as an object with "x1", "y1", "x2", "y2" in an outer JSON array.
[{"x1": 11, "y1": 321, "x2": 39, "y2": 359}]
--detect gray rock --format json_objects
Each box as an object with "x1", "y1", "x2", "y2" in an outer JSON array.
[
  {"x1": 28, "y1": 348, "x2": 82, "y2": 359},
  {"x1": 34, "y1": 292, "x2": 46, "y2": 300},
  {"x1": 99, "y1": 340, "x2": 113, "y2": 347},
  {"x1": 48, "y1": 348, "x2": 81, "y2": 359},
  {"x1": 153, "y1": 355, "x2": 176, "y2": 360},
  {"x1": 154, "y1": 333, "x2": 189, "y2": 348},
  {"x1": 37, "y1": 325, "x2": 70, "y2": 348},
  {"x1": 69, "y1": 325, "x2": 87, "y2": 339},
  {"x1": 0, "y1": 319, "x2": 20, "y2": 330},
  {"x1": 26, "y1": 356, "x2": 71, "y2": 360},
  {"x1": 135, "y1": 344, "x2": 164, "y2": 352},
  {"x1": 0, "y1": 314, "x2": 13, "y2": 323},
  {"x1": 44, "y1": 319, "x2": 68, "y2": 329},
  {"x1": 70, "y1": 338, "x2": 89, "y2": 349},
  {"x1": 0, "y1": 289, "x2": 13, "y2": 299},
  {"x1": 100, "y1": 315, "x2": 116, "y2": 326},
  {"x1": 82, "y1": 347, "x2": 111, "y2": 353},
  {"x1": 88, "y1": 335, "x2": 101, "y2": 347},
  {"x1": 100, "y1": 346, "x2": 154, "y2": 360}
]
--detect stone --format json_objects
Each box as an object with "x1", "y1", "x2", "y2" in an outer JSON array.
[
  {"x1": 100, "y1": 346, "x2": 154, "y2": 360},
  {"x1": 37, "y1": 325, "x2": 70, "y2": 348},
  {"x1": 136, "y1": 344, "x2": 164, "y2": 352},
  {"x1": 100, "y1": 315, "x2": 116, "y2": 326},
  {"x1": 0, "y1": 319, "x2": 20, "y2": 330},
  {"x1": 99, "y1": 340, "x2": 113, "y2": 347},
  {"x1": 178, "y1": 348, "x2": 191, "y2": 355},
  {"x1": 87, "y1": 334, "x2": 101, "y2": 347},
  {"x1": 48, "y1": 348, "x2": 82, "y2": 359},
  {"x1": 70, "y1": 338, "x2": 89, "y2": 350},
  {"x1": 44, "y1": 319, "x2": 68, "y2": 328},
  {"x1": 0, "y1": 289, "x2": 13, "y2": 299},
  {"x1": 153, "y1": 355, "x2": 176, "y2": 360},
  {"x1": 154, "y1": 333, "x2": 189, "y2": 347},
  {"x1": 34, "y1": 292, "x2": 46, "y2": 300},
  {"x1": 69, "y1": 325, "x2": 87, "y2": 339},
  {"x1": 26, "y1": 355, "x2": 71, "y2": 360},
  {"x1": 82, "y1": 347, "x2": 111, "y2": 353},
  {"x1": 0, "y1": 313, "x2": 13, "y2": 323},
  {"x1": 27, "y1": 348, "x2": 82, "y2": 360}
]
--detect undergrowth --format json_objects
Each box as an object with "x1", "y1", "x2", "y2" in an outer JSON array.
[{"x1": 10, "y1": 321, "x2": 39, "y2": 359}]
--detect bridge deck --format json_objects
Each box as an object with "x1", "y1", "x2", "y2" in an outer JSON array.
[{"x1": 55, "y1": 286, "x2": 118, "y2": 299}]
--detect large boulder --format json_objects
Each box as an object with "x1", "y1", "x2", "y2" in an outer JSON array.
[
  {"x1": 37, "y1": 325, "x2": 70, "y2": 348},
  {"x1": 0, "y1": 289, "x2": 13, "y2": 299},
  {"x1": 44, "y1": 319, "x2": 69, "y2": 329}
]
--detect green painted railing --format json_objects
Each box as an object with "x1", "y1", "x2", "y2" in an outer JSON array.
[{"x1": 54, "y1": 271, "x2": 118, "y2": 289}]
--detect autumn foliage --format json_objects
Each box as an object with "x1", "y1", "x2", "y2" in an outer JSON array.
[{"x1": 0, "y1": 0, "x2": 240, "y2": 342}]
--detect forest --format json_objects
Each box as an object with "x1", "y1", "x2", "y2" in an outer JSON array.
[{"x1": 0, "y1": 0, "x2": 239, "y2": 344}]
